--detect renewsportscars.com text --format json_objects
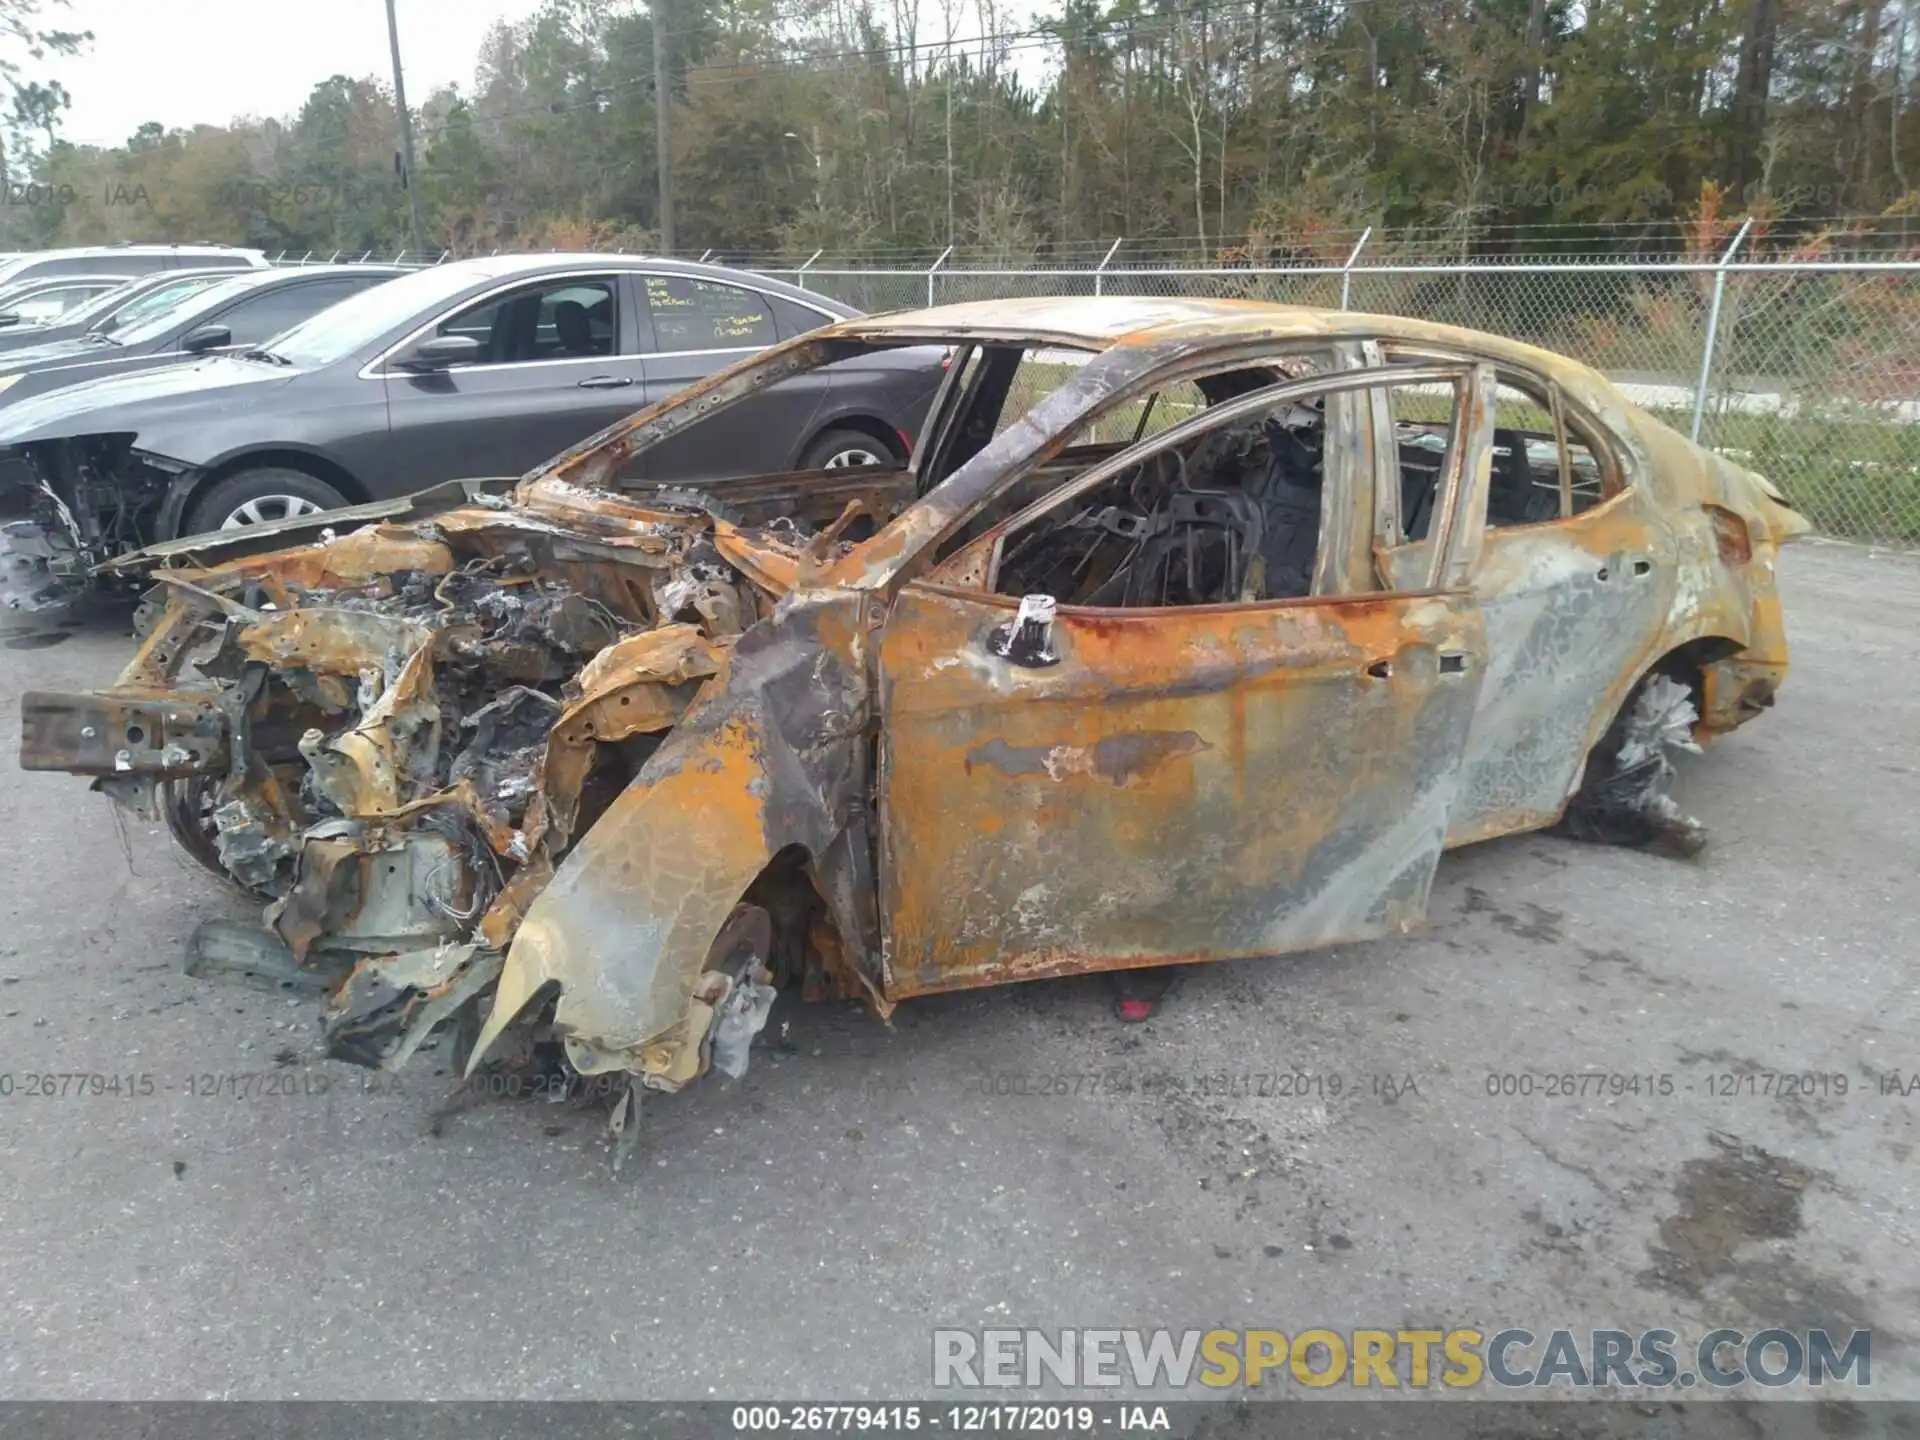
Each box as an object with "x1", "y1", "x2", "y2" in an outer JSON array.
[{"x1": 931, "y1": 1327, "x2": 1871, "y2": 1391}]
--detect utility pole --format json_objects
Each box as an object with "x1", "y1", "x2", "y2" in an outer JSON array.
[
  {"x1": 652, "y1": 0, "x2": 675, "y2": 252},
  {"x1": 385, "y1": 0, "x2": 424, "y2": 257}
]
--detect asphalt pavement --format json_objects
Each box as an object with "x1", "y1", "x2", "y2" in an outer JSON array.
[{"x1": 0, "y1": 539, "x2": 1913, "y2": 1410}]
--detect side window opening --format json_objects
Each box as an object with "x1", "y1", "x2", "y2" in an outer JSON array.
[
  {"x1": 1561, "y1": 409, "x2": 1611, "y2": 516},
  {"x1": 34, "y1": 285, "x2": 106, "y2": 316},
  {"x1": 769, "y1": 294, "x2": 833, "y2": 341},
  {"x1": 1384, "y1": 380, "x2": 1458, "y2": 544},
  {"x1": 1384, "y1": 345, "x2": 1622, "y2": 525},
  {"x1": 215, "y1": 279, "x2": 368, "y2": 347},
  {"x1": 992, "y1": 402, "x2": 1326, "y2": 606},
  {"x1": 534, "y1": 284, "x2": 616, "y2": 359},
  {"x1": 982, "y1": 367, "x2": 1346, "y2": 609},
  {"x1": 437, "y1": 277, "x2": 618, "y2": 365},
  {"x1": 1486, "y1": 380, "x2": 1616, "y2": 525},
  {"x1": 1487, "y1": 384, "x2": 1567, "y2": 528},
  {"x1": 926, "y1": 355, "x2": 1323, "y2": 572}
]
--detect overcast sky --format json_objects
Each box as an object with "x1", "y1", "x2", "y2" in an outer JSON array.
[{"x1": 42, "y1": 0, "x2": 555, "y2": 149}]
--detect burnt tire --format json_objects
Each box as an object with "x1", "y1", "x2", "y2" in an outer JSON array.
[
  {"x1": 799, "y1": 427, "x2": 896, "y2": 470},
  {"x1": 182, "y1": 467, "x2": 351, "y2": 537},
  {"x1": 1560, "y1": 672, "x2": 1707, "y2": 857}
]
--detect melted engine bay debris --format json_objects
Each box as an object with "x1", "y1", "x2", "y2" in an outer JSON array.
[{"x1": 24, "y1": 488, "x2": 848, "y2": 1114}]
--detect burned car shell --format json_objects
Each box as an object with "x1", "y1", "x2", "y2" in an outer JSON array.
[{"x1": 20, "y1": 297, "x2": 1808, "y2": 1109}]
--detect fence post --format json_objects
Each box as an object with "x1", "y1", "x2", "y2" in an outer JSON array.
[
  {"x1": 928, "y1": 245, "x2": 953, "y2": 306},
  {"x1": 698, "y1": 248, "x2": 713, "y2": 262},
  {"x1": 1093, "y1": 236, "x2": 1124, "y2": 296},
  {"x1": 1339, "y1": 227, "x2": 1373, "y2": 311},
  {"x1": 1690, "y1": 217, "x2": 1754, "y2": 442},
  {"x1": 798, "y1": 248, "x2": 823, "y2": 282}
]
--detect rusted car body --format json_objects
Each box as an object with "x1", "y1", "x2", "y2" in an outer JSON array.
[{"x1": 18, "y1": 298, "x2": 1808, "y2": 1126}]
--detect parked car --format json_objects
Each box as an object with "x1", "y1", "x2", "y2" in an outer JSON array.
[
  {"x1": 16, "y1": 297, "x2": 1808, "y2": 1128},
  {"x1": 0, "y1": 244, "x2": 266, "y2": 287},
  {"x1": 0, "y1": 255, "x2": 940, "y2": 607},
  {"x1": 0, "y1": 264, "x2": 406, "y2": 410},
  {"x1": 0, "y1": 274, "x2": 129, "y2": 327},
  {"x1": 0, "y1": 269, "x2": 237, "y2": 354}
]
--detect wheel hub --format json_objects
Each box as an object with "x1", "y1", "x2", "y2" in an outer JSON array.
[{"x1": 221, "y1": 495, "x2": 324, "y2": 529}]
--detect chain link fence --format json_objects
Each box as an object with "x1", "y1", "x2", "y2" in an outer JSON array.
[
  {"x1": 272, "y1": 244, "x2": 1920, "y2": 546},
  {"x1": 753, "y1": 255, "x2": 1920, "y2": 547}
]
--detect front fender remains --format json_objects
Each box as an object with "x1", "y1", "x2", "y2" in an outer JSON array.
[{"x1": 471, "y1": 594, "x2": 873, "y2": 1089}]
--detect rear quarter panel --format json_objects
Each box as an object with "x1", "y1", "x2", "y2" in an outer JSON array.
[{"x1": 1613, "y1": 408, "x2": 1797, "y2": 736}]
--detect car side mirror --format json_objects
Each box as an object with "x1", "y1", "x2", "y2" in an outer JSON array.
[
  {"x1": 181, "y1": 324, "x2": 231, "y2": 354},
  {"x1": 397, "y1": 334, "x2": 486, "y2": 371}
]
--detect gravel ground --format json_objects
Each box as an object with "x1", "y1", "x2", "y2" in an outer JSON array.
[{"x1": 0, "y1": 539, "x2": 1913, "y2": 1414}]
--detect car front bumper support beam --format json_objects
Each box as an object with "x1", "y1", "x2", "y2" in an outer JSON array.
[{"x1": 19, "y1": 689, "x2": 229, "y2": 777}]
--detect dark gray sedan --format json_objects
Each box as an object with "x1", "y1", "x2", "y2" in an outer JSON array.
[{"x1": 0, "y1": 255, "x2": 940, "y2": 607}]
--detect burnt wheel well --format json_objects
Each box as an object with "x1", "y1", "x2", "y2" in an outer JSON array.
[
  {"x1": 1648, "y1": 634, "x2": 1743, "y2": 716},
  {"x1": 1579, "y1": 634, "x2": 1745, "y2": 781},
  {"x1": 739, "y1": 845, "x2": 829, "y2": 989},
  {"x1": 736, "y1": 843, "x2": 879, "y2": 1007}
]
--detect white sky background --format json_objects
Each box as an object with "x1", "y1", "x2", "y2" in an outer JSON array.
[
  {"x1": 39, "y1": 0, "x2": 556, "y2": 149},
  {"x1": 38, "y1": 0, "x2": 1049, "y2": 152}
]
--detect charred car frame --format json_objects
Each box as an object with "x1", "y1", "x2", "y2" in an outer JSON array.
[{"x1": 19, "y1": 297, "x2": 1808, "y2": 1148}]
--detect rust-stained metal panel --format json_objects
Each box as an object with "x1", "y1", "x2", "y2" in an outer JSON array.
[
  {"x1": 875, "y1": 582, "x2": 1488, "y2": 997},
  {"x1": 1443, "y1": 494, "x2": 1677, "y2": 844}
]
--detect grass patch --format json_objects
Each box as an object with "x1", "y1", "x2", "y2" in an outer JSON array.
[{"x1": 1691, "y1": 409, "x2": 1920, "y2": 544}]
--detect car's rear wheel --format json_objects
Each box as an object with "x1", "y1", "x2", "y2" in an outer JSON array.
[
  {"x1": 800, "y1": 427, "x2": 895, "y2": 470},
  {"x1": 182, "y1": 468, "x2": 351, "y2": 537},
  {"x1": 1559, "y1": 671, "x2": 1706, "y2": 856}
]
